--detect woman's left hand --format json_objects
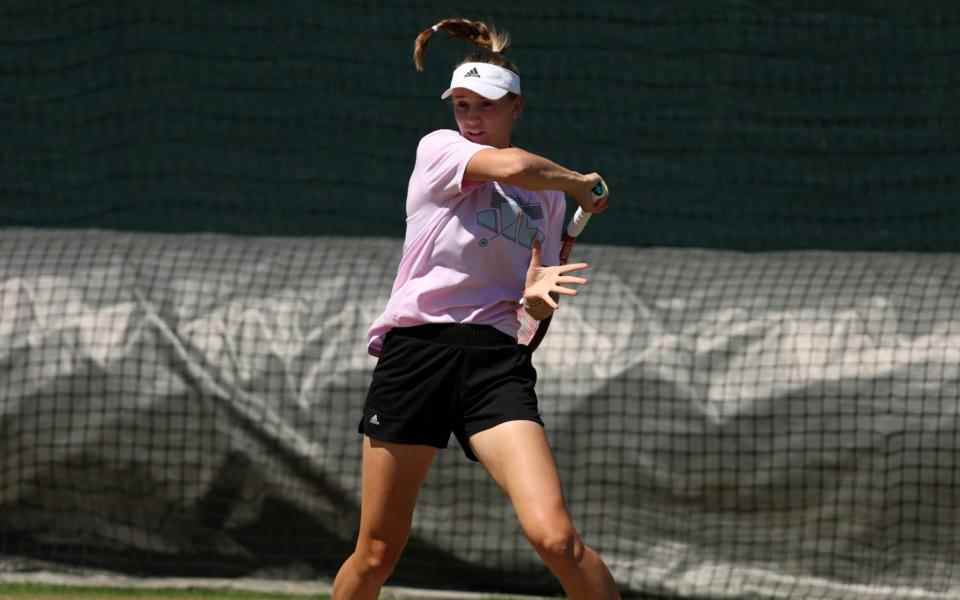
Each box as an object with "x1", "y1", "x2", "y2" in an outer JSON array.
[{"x1": 522, "y1": 240, "x2": 589, "y2": 320}]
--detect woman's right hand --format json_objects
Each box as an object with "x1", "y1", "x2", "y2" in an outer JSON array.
[{"x1": 574, "y1": 173, "x2": 609, "y2": 214}]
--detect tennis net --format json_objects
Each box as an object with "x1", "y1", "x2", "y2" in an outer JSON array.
[{"x1": 1, "y1": 229, "x2": 959, "y2": 599}]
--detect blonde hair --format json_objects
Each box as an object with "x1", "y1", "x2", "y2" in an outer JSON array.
[{"x1": 413, "y1": 18, "x2": 518, "y2": 76}]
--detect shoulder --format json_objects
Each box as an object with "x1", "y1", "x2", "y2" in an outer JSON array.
[
  {"x1": 414, "y1": 129, "x2": 494, "y2": 178},
  {"x1": 416, "y1": 129, "x2": 463, "y2": 153}
]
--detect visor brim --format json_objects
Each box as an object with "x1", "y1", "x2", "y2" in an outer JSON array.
[{"x1": 440, "y1": 81, "x2": 512, "y2": 101}]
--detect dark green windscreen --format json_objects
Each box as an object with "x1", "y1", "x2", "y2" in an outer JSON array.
[{"x1": 3, "y1": 1, "x2": 959, "y2": 250}]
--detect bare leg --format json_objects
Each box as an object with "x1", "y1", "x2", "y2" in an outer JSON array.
[
  {"x1": 470, "y1": 421, "x2": 621, "y2": 600},
  {"x1": 332, "y1": 436, "x2": 436, "y2": 600}
]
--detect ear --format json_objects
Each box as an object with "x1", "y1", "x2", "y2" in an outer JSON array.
[{"x1": 512, "y1": 96, "x2": 524, "y2": 120}]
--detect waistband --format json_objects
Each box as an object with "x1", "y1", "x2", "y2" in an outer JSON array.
[{"x1": 386, "y1": 323, "x2": 516, "y2": 347}]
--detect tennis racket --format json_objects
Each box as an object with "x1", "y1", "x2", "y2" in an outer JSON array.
[{"x1": 518, "y1": 180, "x2": 607, "y2": 351}]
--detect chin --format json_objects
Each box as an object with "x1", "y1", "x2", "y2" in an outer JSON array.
[{"x1": 462, "y1": 131, "x2": 506, "y2": 147}]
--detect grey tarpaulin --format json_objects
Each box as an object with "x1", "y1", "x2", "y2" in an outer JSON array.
[{"x1": 0, "y1": 229, "x2": 958, "y2": 598}]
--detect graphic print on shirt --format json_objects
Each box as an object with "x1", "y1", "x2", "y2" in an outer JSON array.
[{"x1": 476, "y1": 184, "x2": 545, "y2": 249}]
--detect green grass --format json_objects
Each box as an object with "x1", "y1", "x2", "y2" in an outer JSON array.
[{"x1": 0, "y1": 583, "x2": 324, "y2": 599}]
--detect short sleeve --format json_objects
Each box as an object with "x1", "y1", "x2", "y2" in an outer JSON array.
[{"x1": 407, "y1": 130, "x2": 492, "y2": 216}]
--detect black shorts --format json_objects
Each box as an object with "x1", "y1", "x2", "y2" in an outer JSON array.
[{"x1": 358, "y1": 323, "x2": 543, "y2": 462}]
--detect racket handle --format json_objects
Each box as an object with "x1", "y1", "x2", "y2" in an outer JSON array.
[
  {"x1": 567, "y1": 180, "x2": 605, "y2": 237},
  {"x1": 567, "y1": 207, "x2": 591, "y2": 237}
]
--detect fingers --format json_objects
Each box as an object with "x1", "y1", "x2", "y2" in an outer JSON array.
[
  {"x1": 534, "y1": 294, "x2": 559, "y2": 310},
  {"x1": 557, "y1": 262, "x2": 589, "y2": 273},
  {"x1": 550, "y1": 275, "x2": 587, "y2": 297},
  {"x1": 545, "y1": 265, "x2": 589, "y2": 291},
  {"x1": 529, "y1": 238, "x2": 542, "y2": 267},
  {"x1": 526, "y1": 262, "x2": 593, "y2": 311},
  {"x1": 581, "y1": 174, "x2": 609, "y2": 213},
  {"x1": 583, "y1": 201, "x2": 607, "y2": 214}
]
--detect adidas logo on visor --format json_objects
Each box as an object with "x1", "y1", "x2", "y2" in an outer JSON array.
[{"x1": 440, "y1": 62, "x2": 522, "y2": 100}]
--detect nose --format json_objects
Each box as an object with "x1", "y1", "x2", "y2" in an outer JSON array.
[{"x1": 462, "y1": 106, "x2": 481, "y2": 124}]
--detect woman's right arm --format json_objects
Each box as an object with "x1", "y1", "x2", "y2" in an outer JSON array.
[{"x1": 465, "y1": 147, "x2": 608, "y2": 214}]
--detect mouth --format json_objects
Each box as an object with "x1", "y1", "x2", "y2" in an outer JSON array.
[{"x1": 465, "y1": 130, "x2": 485, "y2": 139}]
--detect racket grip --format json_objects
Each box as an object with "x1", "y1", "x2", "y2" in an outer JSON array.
[
  {"x1": 567, "y1": 207, "x2": 592, "y2": 237},
  {"x1": 567, "y1": 181, "x2": 604, "y2": 237}
]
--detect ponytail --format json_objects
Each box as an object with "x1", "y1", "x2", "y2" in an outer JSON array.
[{"x1": 413, "y1": 18, "x2": 517, "y2": 74}]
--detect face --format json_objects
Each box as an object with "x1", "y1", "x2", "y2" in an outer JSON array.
[{"x1": 450, "y1": 89, "x2": 523, "y2": 148}]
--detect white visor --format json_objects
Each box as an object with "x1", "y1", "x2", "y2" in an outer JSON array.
[{"x1": 440, "y1": 62, "x2": 522, "y2": 100}]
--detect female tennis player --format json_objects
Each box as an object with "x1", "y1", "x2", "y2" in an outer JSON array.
[{"x1": 332, "y1": 18, "x2": 619, "y2": 600}]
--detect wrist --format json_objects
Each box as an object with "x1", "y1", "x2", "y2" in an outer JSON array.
[
  {"x1": 559, "y1": 172, "x2": 589, "y2": 197},
  {"x1": 521, "y1": 295, "x2": 554, "y2": 321}
]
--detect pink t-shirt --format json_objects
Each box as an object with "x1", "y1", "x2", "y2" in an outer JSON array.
[{"x1": 367, "y1": 129, "x2": 566, "y2": 356}]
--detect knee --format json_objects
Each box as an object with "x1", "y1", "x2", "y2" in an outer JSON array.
[
  {"x1": 524, "y1": 516, "x2": 584, "y2": 566},
  {"x1": 354, "y1": 537, "x2": 404, "y2": 583}
]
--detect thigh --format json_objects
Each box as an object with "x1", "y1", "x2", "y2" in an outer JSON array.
[
  {"x1": 456, "y1": 344, "x2": 542, "y2": 461},
  {"x1": 357, "y1": 435, "x2": 437, "y2": 548},
  {"x1": 468, "y1": 421, "x2": 572, "y2": 531}
]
